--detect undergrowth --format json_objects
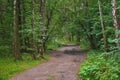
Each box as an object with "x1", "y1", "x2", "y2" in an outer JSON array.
[{"x1": 78, "y1": 50, "x2": 120, "y2": 80}]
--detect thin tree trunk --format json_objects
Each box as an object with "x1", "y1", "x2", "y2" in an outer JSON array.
[
  {"x1": 111, "y1": 0, "x2": 120, "y2": 46},
  {"x1": 31, "y1": 0, "x2": 37, "y2": 60},
  {"x1": 39, "y1": 0, "x2": 46, "y2": 58},
  {"x1": 98, "y1": 0, "x2": 108, "y2": 52},
  {"x1": 13, "y1": 0, "x2": 22, "y2": 61}
]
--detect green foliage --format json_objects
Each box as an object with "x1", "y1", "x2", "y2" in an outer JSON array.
[
  {"x1": 0, "y1": 0, "x2": 116, "y2": 53},
  {"x1": 1, "y1": 0, "x2": 120, "y2": 79},
  {"x1": 0, "y1": 54, "x2": 50, "y2": 80},
  {"x1": 0, "y1": 46, "x2": 12, "y2": 57},
  {"x1": 47, "y1": 40, "x2": 63, "y2": 50},
  {"x1": 79, "y1": 38, "x2": 90, "y2": 50},
  {"x1": 78, "y1": 50, "x2": 120, "y2": 80}
]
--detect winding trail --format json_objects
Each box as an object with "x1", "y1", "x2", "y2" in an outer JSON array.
[{"x1": 10, "y1": 45, "x2": 87, "y2": 80}]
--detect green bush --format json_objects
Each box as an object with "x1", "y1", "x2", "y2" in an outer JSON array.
[
  {"x1": 47, "y1": 40, "x2": 63, "y2": 50},
  {"x1": 0, "y1": 46, "x2": 12, "y2": 57},
  {"x1": 78, "y1": 50, "x2": 120, "y2": 80}
]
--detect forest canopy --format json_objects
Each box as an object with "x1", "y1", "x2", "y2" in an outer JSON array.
[{"x1": 0, "y1": 0, "x2": 119, "y2": 59}]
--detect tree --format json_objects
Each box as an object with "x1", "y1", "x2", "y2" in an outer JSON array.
[
  {"x1": 31, "y1": 0, "x2": 37, "y2": 60},
  {"x1": 98, "y1": 0, "x2": 108, "y2": 52},
  {"x1": 13, "y1": 0, "x2": 22, "y2": 60},
  {"x1": 39, "y1": 0, "x2": 46, "y2": 58},
  {"x1": 1, "y1": 0, "x2": 119, "y2": 60},
  {"x1": 111, "y1": 0, "x2": 120, "y2": 46}
]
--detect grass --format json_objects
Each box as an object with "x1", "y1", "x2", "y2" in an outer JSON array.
[{"x1": 0, "y1": 54, "x2": 50, "y2": 80}]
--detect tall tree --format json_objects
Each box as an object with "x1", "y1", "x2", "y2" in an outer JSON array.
[
  {"x1": 31, "y1": 0, "x2": 37, "y2": 60},
  {"x1": 13, "y1": 0, "x2": 22, "y2": 60},
  {"x1": 111, "y1": 0, "x2": 120, "y2": 46},
  {"x1": 39, "y1": 0, "x2": 46, "y2": 58},
  {"x1": 98, "y1": 0, "x2": 108, "y2": 52}
]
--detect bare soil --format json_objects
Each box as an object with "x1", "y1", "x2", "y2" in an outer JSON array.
[{"x1": 10, "y1": 45, "x2": 87, "y2": 80}]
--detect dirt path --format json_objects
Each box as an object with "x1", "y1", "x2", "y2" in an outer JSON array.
[{"x1": 10, "y1": 45, "x2": 87, "y2": 80}]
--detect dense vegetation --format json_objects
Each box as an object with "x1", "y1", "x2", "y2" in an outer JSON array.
[
  {"x1": 0, "y1": 0, "x2": 120, "y2": 80},
  {"x1": 78, "y1": 50, "x2": 120, "y2": 80}
]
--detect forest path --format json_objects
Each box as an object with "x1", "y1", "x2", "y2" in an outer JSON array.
[{"x1": 10, "y1": 45, "x2": 87, "y2": 80}]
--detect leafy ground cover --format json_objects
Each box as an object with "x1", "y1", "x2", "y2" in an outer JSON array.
[{"x1": 78, "y1": 50, "x2": 120, "y2": 80}]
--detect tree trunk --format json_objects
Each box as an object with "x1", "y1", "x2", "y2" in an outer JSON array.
[
  {"x1": 31, "y1": 0, "x2": 37, "y2": 60},
  {"x1": 111, "y1": 0, "x2": 120, "y2": 46},
  {"x1": 98, "y1": 0, "x2": 108, "y2": 52},
  {"x1": 39, "y1": 0, "x2": 46, "y2": 58},
  {"x1": 13, "y1": 0, "x2": 22, "y2": 61}
]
